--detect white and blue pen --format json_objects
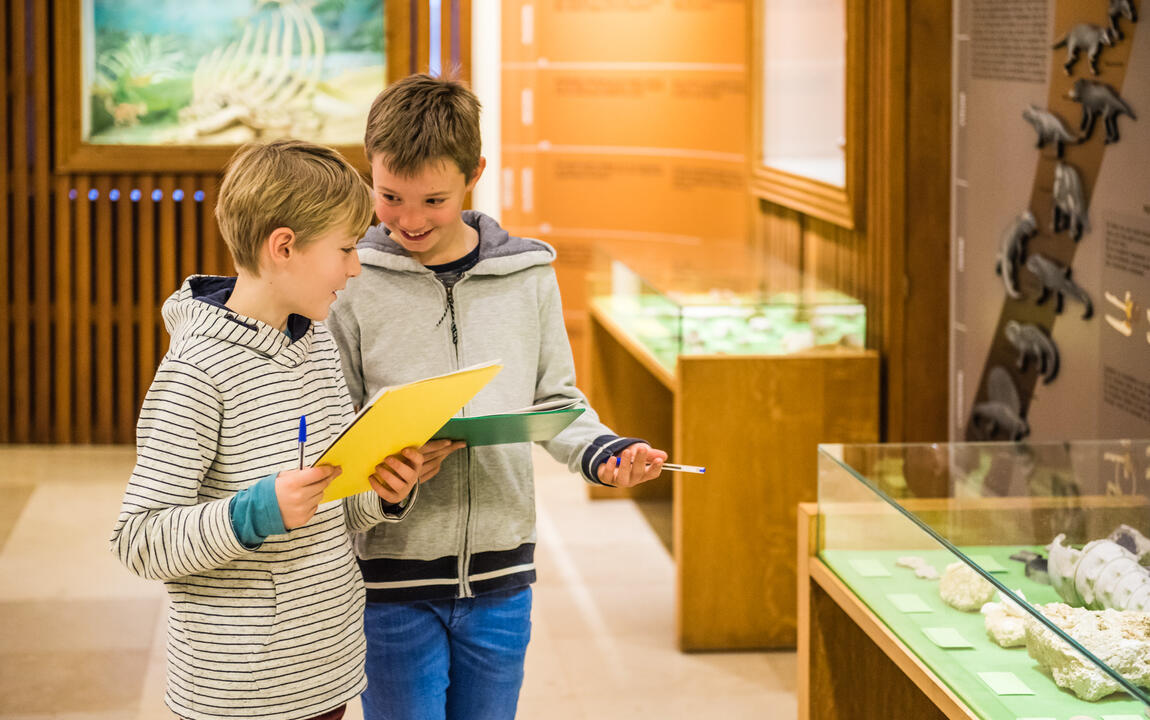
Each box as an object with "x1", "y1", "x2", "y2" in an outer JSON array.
[
  {"x1": 297, "y1": 416, "x2": 307, "y2": 470},
  {"x1": 662, "y1": 463, "x2": 706, "y2": 474},
  {"x1": 615, "y1": 456, "x2": 706, "y2": 474}
]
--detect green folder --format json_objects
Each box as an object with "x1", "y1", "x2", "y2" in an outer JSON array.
[{"x1": 430, "y1": 406, "x2": 585, "y2": 446}]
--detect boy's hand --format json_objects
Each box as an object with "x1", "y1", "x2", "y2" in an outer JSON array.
[
  {"x1": 368, "y1": 447, "x2": 426, "y2": 505},
  {"x1": 597, "y1": 443, "x2": 668, "y2": 488},
  {"x1": 416, "y1": 439, "x2": 466, "y2": 482},
  {"x1": 276, "y1": 466, "x2": 341, "y2": 529}
]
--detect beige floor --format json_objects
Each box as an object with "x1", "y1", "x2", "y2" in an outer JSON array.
[{"x1": 0, "y1": 445, "x2": 796, "y2": 719}]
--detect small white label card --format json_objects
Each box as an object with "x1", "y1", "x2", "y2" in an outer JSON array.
[
  {"x1": 848, "y1": 558, "x2": 891, "y2": 577},
  {"x1": 968, "y1": 554, "x2": 1007, "y2": 573},
  {"x1": 887, "y1": 593, "x2": 933, "y2": 613},
  {"x1": 977, "y1": 671, "x2": 1034, "y2": 695},
  {"x1": 923, "y1": 626, "x2": 974, "y2": 648},
  {"x1": 1014, "y1": 717, "x2": 1056, "y2": 720}
]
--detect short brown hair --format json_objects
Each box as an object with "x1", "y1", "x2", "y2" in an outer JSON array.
[
  {"x1": 216, "y1": 139, "x2": 373, "y2": 275},
  {"x1": 364, "y1": 73, "x2": 482, "y2": 180}
]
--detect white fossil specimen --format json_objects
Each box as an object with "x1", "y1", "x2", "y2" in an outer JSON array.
[
  {"x1": 981, "y1": 590, "x2": 1028, "y2": 647},
  {"x1": 1047, "y1": 533, "x2": 1150, "y2": 612},
  {"x1": 1110, "y1": 524, "x2": 1150, "y2": 564},
  {"x1": 895, "y1": 555, "x2": 940, "y2": 580},
  {"x1": 1024, "y1": 603, "x2": 1150, "y2": 701},
  {"x1": 175, "y1": 0, "x2": 325, "y2": 142},
  {"x1": 939, "y1": 561, "x2": 996, "y2": 611}
]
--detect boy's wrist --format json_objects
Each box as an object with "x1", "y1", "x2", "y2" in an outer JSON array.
[{"x1": 230, "y1": 473, "x2": 288, "y2": 548}]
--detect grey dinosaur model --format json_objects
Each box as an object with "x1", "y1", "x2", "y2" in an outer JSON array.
[
  {"x1": 1108, "y1": 0, "x2": 1138, "y2": 39},
  {"x1": 1053, "y1": 23, "x2": 1114, "y2": 75},
  {"x1": 971, "y1": 366, "x2": 1030, "y2": 441},
  {"x1": 1068, "y1": 78, "x2": 1137, "y2": 144},
  {"x1": 1004, "y1": 320, "x2": 1060, "y2": 384},
  {"x1": 996, "y1": 210, "x2": 1037, "y2": 299},
  {"x1": 1025, "y1": 253, "x2": 1094, "y2": 319},
  {"x1": 1052, "y1": 162, "x2": 1089, "y2": 241},
  {"x1": 1022, "y1": 105, "x2": 1078, "y2": 157}
]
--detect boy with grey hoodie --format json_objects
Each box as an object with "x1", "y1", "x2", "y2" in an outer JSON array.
[{"x1": 327, "y1": 73, "x2": 668, "y2": 720}]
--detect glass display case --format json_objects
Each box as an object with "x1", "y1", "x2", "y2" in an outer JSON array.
[
  {"x1": 589, "y1": 246, "x2": 866, "y2": 372},
  {"x1": 817, "y1": 440, "x2": 1150, "y2": 718}
]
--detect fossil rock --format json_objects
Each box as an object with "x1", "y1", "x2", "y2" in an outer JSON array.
[
  {"x1": 896, "y1": 555, "x2": 939, "y2": 579},
  {"x1": 982, "y1": 590, "x2": 1029, "y2": 647},
  {"x1": 939, "y1": 562, "x2": 996, "y2": 611},
  {"x1": 1047, "y1": 533, "x2": 1150, "y2": 611},
  {"x1": 1025, "y1": 603, "x2": 1150, "y2": 701}
]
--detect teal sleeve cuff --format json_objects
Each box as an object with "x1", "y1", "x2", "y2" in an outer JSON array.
[{"x1": 229, "y1": 473, "x2": 287, "y2": 549}]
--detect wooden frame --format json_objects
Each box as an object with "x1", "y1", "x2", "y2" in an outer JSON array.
[
  {"x1": 749, "y1": 0, "x2": 866, "y2": 230},
  {"x1": 53, "y1": 0, "x2": 419, "y2": 174}
]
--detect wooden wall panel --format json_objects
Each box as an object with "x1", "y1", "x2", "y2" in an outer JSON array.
[
  {"x1": 3, "y1": 3, "x2": 456, "y2": 444},
  {"x1": 754, "y1": 0, "x2": 951, "y2": 442},
  {"x1": 0, "y1": 0, "x2": 9, "y2": 442}
]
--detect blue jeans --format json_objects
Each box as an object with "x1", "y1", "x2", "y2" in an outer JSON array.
[{"x1": 361, "y1": 586, "x2": 533, "y2": 720}]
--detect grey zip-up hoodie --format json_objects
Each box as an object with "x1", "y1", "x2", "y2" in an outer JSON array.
[{"x1": 328, "y1": 211, "x2": 639, "y2": 601}]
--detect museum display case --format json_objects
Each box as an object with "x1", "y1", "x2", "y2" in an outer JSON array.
[
  {"x1": 800, "y1": 440, "x2": 1150, "y2": 719},
  {"x1": 584, "y1": 243, "x2": 879, "y2": 650},
  {"x1": 589, "y1": 246, "x2": 866, "y2": 372}
]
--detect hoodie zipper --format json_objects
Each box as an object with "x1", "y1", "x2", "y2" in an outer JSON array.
[{"x1": 442, "y1": 278, "x2": 475, "y2": 598}]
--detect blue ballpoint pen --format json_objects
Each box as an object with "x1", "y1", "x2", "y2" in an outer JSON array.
[{"x1": 297, "y1": 416, "x2": 307, "y2": 470}]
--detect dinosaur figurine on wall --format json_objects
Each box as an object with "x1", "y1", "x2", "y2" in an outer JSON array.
[
  {"x1": 1022, "y1": 105, "x2": 1079, "y2": 157},
  {"x1": 1108, "y1": 0, "x2": 1138, "y2": 40},
  {"x1": 1004, "y1": 321, "x2": 1060, "y2": 384},
  {"x1": 971, "y1": 366, "x2": 1030, "y2": 441},
  {"x1": 996, "y1": 210, "x2": 1037, "y2": 299},
  {"x1": 1053, "y1": 23, "x2": 1114, "y2": 75},
  {"x1": 1068, "y1": 78, "x2": 1137, "y2": 144},
  {"x1": 1025, "y1": 253, "x2": 1094, "y2": 319},
  {"x1": 1052, "y1": 162, "x2": 1089, "y2": 241}
]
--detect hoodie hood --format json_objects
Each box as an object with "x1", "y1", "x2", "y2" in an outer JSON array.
[
  {"x1": 161, "y1": 275, "x2": 314, "y2": 368},
  {"x1": 357, "y1": 210, "x2": 556, "y2": 275}
]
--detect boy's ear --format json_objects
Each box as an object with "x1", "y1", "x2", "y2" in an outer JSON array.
[
  {"x1": 466, "y1": 157, "x2": 487, "y2": 192},
  {"x1": 266, "y1": 225, "x2": 296, "y2": 258},
  {"x1": 266, "y1": 227, "x2": 297, "y2": 265}
]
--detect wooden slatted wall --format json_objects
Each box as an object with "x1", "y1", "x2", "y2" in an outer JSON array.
[{"x1": 2, "y1": 0, "x2": 439, "y2": 444}]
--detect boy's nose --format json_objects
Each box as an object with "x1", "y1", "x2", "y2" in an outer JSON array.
[
  {"x1": 399, "y1": 208, "x2": 424, "y2": 230},
  {"x1": 347, "y1": 252, "x2": 362, "y2": 278}
]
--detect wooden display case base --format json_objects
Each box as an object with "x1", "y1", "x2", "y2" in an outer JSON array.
[
  {"x1": 798, "y1": 502, "x2": 978, "y2": 719},
  {"x1": 584, "y1": 305, "x2": 879, "y2": 650}
]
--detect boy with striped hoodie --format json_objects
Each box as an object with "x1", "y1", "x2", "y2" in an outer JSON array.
[{"x1": 110, "y1": 140, "x2": 449, "y2": 720}]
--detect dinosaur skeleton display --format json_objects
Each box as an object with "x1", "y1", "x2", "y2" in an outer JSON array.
[{"x1": 174, "y1": 0, "x2": 326, "y2": 143}]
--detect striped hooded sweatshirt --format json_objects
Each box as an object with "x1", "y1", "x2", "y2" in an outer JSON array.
[
  {"x1": 328, "y1": 211, "x2": 641, "y2": 602},
  {"x1": 110, "y1": 276, "x2": 409, "y2": 720}
]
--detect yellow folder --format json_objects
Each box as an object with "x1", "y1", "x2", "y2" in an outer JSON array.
[{"x1": 317, "y1": 361, "x2": 503, "y2": 503}]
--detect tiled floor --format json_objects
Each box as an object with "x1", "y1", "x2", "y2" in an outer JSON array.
[{"x1": 0, "y1": 445, "x2": 796, "y2": 719}]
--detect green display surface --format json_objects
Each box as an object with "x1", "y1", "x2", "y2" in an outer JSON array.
[
  {"x1": 821, "y1": 547, "x2": 1149, "y2": 719},
  {"x1": 429, "y1": 408, "x2": 585, "y2": 447}
]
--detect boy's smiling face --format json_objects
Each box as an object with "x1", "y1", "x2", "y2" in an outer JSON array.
[
  {"x1": 371, "y1": 155, "x2": 484, "y2": 266},
  {"x1": 285, "y1": 224, "x2": 362, "y2": 321}
]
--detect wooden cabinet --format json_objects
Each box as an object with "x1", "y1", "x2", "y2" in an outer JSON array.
[{"x1": 586, "y1": 305, "x2": 879, "y2": 650}]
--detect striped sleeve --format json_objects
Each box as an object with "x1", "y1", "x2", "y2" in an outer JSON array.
[
  {"x1": 109, "y1": 360, "x2": 249, "y2": 581},
  {"x1": 342, "y1": 481, "x2": 418, "y2": 533}
]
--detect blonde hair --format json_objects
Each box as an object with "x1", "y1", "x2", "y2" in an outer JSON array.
[
  {"x1": 216, "y1": 139, "x2": 373, "y2": 275},
  {"x1": 364, "y1": 73, "x2": 482, "y2": 180}
]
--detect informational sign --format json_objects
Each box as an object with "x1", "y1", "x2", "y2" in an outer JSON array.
[
  {"x1": 951, "y1": 0, "x2": 1149, "y2": 441},
  {"x1": 499, "y1": 0, "x2": 748, "y2": 245}
]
